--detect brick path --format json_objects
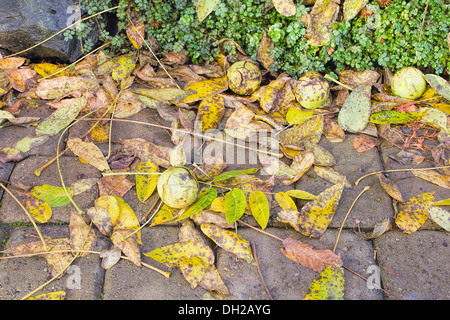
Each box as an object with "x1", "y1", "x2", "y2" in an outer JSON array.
[{"x1": 0, "y1": 105, "x2": 448, "y2": 300}]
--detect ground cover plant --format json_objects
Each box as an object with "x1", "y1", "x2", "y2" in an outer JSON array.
[{"x1": 0, "y1": 0, "x2": 448, "y2": 300}]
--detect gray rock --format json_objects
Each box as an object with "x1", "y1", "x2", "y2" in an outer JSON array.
[{"x1": 0, "y1": 0, "x2": 99, "y2": 62}]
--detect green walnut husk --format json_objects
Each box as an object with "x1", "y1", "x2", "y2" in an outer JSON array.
[
  {"x1": 391, "y1": 67, "x2": 426, "y2": 100},
  {"x1": 227, "y1": 60, "x2": 262, "y2": 95},
  {"x1": 157, "y1": 167, "x2": 199, "y2": 209},
  {"x1": 294, "y1": 71, "x2": 330, "y2": 109}
]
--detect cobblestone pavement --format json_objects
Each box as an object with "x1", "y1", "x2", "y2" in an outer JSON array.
[{"x1": 0, "y1": 105, "x2": 448, "y2": 301}]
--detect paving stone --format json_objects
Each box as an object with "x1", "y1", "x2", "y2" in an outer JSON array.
[
  {"x1": 0, "y1": 162, "x2": 14, "y2": 199},
  {"x1": 0, "y1": 102, "x2": 66, "y2": 157},
  {"x1": 216, "y1": 227, "x2": 383, "y2": 300},
  {"x1": 379, "y1": 143, "x2": 449, "y2": 230},
  {"x1": 0, "y1": 225, "x2": 109, "y2": 300},
  {"x1": 103, "y1": 226, "x2": 206, "y2": 300},
  {"x1": 373, "y1": 230, "x2": 450, "y2": 300},
  {"x1": 295, "y1": 134, "x2": 395, "y2": 229},
  {"x1": 0, "y1": 156, "x2": 101, "y2": 223}
]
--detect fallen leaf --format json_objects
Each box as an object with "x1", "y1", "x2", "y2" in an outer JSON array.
[
  {"x1": 144, "y1": 240, "x2": 214, "y2": 268},
  {"x1": 224, "y1": 188, "x2": 247, "y2": 224},
  {"x1": 389, "y1": 149, "x2": 425, "y2": 165},
  {"x1": 122, "y1": 138, "x2": 171, "y2": 168},
  {"x1": 99, "y1": 246, "x2": 122, "y2": 269},
  {"x1": 195, "y1": 0, "x2": 220, "y2": 23},
  {"x1": 110, "y1": 228, "x2": 141, "y2": 266},
  {"x1": 281, "y1": 237, "x2": 340, "y2": 273},
  {"x1": 8, "y1": 68, "x2": 37, "y2": 92},
  {"x1": 248, "y1": 190, "x2": 270, "y2": 230},
  {"x1": 370, "y1": 110, "x2": 421, "y2": 124},
  {"x1": 305, "y1": 0, "x2": 340, "y2": 47},
  {"x1": 313, "y1": 166, "x2": 352, "y2": 188},
  {"x1": 357, "y1": 218, "x2": 392, "y2": 240},
  {"x1": 200, "y1": 223, "x2": 255, "y2": 265},
  {"x1": 87, "y1": 206, "x2": 114, "y2": 236},
  {"x1": 285, "y1": 189, "x2": 316, "y2": 200},
  {"x1": 17, "y1": 191, "x2": 52, "y2": 223},
  {"x1": 191, "y1": 210, "x2": 234, "y2": 229},
  {"x1": 136, "y1": 159, "x2": 159, "y2": 202},
  {"x1": 283, "y1": 151, "x2": 315, "y2": 185},
  {"x1": 179, "y1": 256, "x2": 208, "y2": 289},
  {"x1": 411, "y1": 169, "x2": 449, "y2": 189},
  {"x1": 181, "y1": 76, "x2": 228, "y2": 104},
  {"x1": 323, "y1": 119, "x2": 346, "y2": 143},
  {"x1": 113, "y1": 196, "x2": 142, "y2": 244},
  {"x1": 298, "y1": 182, "x2": 345, "y2": 238},
  {"x1": 175, "y1": 187, "x2": 218, "y2": 222},
  {"x1": 31, "y1": 184, "x2": 73, "y2": 208},
  {"x1": 197, "y1": 94, "x2": 225, "y2": 132},
  {"x1": 279, "y1": 115, "x2": 323, "y2": 150},
  {"x1": 343, "y1": 0, "x2": 369, "y2": 21},
  {"x1": 35, "y1": 96, "x2": 87, "y2": 136},
  {"x1": 427, "y1": 206, "x2": 450, "y2": 232},
  {"x1": 36, "y1": 76, "x2": 99, "y2": 100},
  {"x1": 352, "y1": 134, "x2": 381, "y2": 152},
  {"x1": 275, "y1": 192, "x2": 297, "y2": 210},
  {"x1": 338, "y1": 82, "x2": 372, "y2": 133},
  {"x1": 257, "y1": 30, "x2": 275, "y2": 70},
  {"x1": 303, "y1": 260, "x2": 345, "y2": 300},
  {"x1": 193, "y1": 155, "x2": 227, "y2": 181},
  {"x1": 375, "y1": 172, "x2": 404, "y2": 202},
  {"x1": 25, "y1": 291, "x2": 66, "y2": 300},
  {"x1": 126, "y1": 19, "x2": 145, "y2": 49},
  {"x1": 395, "y1": 192, "x2": 434, "y2": 234},
  {"x1": 67, "y1": 138, "x2": 110, "y2": 172},
  {"x1": 424, "y1": 74, "x2": 450, "y2": 101},
  {"x1": 69, "y1": 211, "x2": 97, "y2": 257}
]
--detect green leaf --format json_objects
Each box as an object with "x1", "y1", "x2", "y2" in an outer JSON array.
[
  {"x1": 211, "y1": 168, "x2": 259, "y2": 183},
  {"x1": 175, "y1": 187, "x2": 218, "y2": 221},
  {"x1": 31, "y1": 184, "x2": 73, "y2": 207},
  {"x1": 224, "y1": 188, "x2": 247, "y2": 224},
  {"x1": 195, "y1": 0, "x2": 220, "y2": 23},
  {"x1": 303, "y1": 261, "x2": 345, "y2": 300},
  {"x1": 248, "y1": 191, "x2": 270, "y2": 230},
  {"x1": 286, "y1": 189, "x2": 316, "y2": 200},
  {"x1": 337, "y1": 83, "x2": 372, "y2": 133},
  {"x1": 370, "y1": 110, "x2": 421, "y2": 124},
  {"x1": 424, "y1": 74, "x2": 450, "y2": 101},
  {"x1": 136, "y1": 159, "x2": 159, "y2": 202}
]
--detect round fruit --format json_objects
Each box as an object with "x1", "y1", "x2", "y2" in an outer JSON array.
[
  {"x1": 227, "y1": 60, "x2": 262, "y2": 95},
  {"x1": 391, "y1": 67, "x2": 426, "y2": 100},
  {"x1": 294, "y1": 71, "x2": 330, "y2": 109},
  {"x1": 157, "y1": 167, "x2": 199, "y2": 209}
]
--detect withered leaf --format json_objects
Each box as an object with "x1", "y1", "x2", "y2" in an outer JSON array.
[
  {"x1": 281, "y1": 237, "x2": 340, "y2": 273},
  {"x1": 376, "y1": 172, "x2": 404, "y2": 202},
  {"x1": 395, "y1": 192, "x2": 435, "y2": 234},
  {"x1": 352, "y1": 134, "x2": 381, "y2": 152},
  {"x1": 110, "y1": 228, "x2": 141, "y2": 267}
]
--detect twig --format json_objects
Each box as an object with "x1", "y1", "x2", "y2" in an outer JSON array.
[
  {"x1": 418, "y1": 0, "x2": 429, "y2": 42},
  {"x1": 0, "y1": 182, "x2": 47, "y2": 251},
  {"x1": 251, "y1": 242, "x2": 273, "y2": 300},
  {"x1": 333, "y1": 186, "x2": 370, "y2": 252},
  {"x1": 237, "y1": 220, "x2": 284, "y2": 242},
  {"x1": 324, "y1": 74, "x2": 354, "y2": 91},
  {"x1": 354, "y1": 166, "x2": 450, "y2": 186}
]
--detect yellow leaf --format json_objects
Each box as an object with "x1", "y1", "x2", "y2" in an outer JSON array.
[
  {"x1": 286, "y1": 189, "x2": 316, "y2": 200},
  {"x1": 343, "y1": 0, "x2": 369, "y2": 21},
  {"x1": 210, "y1": 196, "x2": 225, "y2": 212},
  {"x1": 197, "y1": 94, "x2": 225, "y2": 132},
  {"x1": 144, "y1": 240, "x2": 214, "y2": 268},
  {"x1": 195, "y1": 0, "x2": 220, "y2": 23},
  {"x1": 411, "y1": 169, "x2": 449, "y2": 190},
  {"x1": 272, "y1": 0, "x2": 296, "y2": 17},
  {"x1": 95, "y1": 195, "x2": 121, "y2": 225},
  {"x1": 136, "y1": 159, "x2": 159, "y2": 202},
  {"x1": 256, "y1": 30, "x2": 275, "y2": 70},
  {"x1": 395, "y1": 192, "x2": 434, "y2": 234},
  {"x1": 303, "y1": 260, "x2": 345, "y2": 300},
  {"x1": 248, "y1": 190, "x2": 270, "y2": 230},
  {"x1": 279, "y1": 115, "x2": 324, "y2": 150},
  {"x1": 113, "y1": 196, "x2": 142, "y2": 244},
  {"x1": 305, "y1": 0, "x2": 340, "y2": 47},
  {"x1": 126, "y1": 20, "x2": 145, "y2": 49},
  {"x1": 200, "y1": 223, "x2": 255, "y2": 265},
  {"x1": 34, "y1": 62, "x2": 70, "y2": 79},
  {"x1": 298, "y1": 182, "x2": 345, "y2": 238},
  {"x1": 179, "y1": 256, "x2": 208, "y2": 289},
  {"x1": 181, "y1": 76, "x2": 228, "y2": 104},
  {"x1": 67, "y1": 138, "x2": 110, "y2": 172},
  {"x1": 25, "y1": 291, "x2": 66, "y2": 300},
  {"x1": 275, "y1": 192, "x2": 297, "y2": 210}
]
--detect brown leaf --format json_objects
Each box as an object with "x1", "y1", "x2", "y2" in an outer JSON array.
[
  {"x1": 8, "y1": 68, "x2": 37, "y2": 92},
  {"x1": 257, "y1": 30, "x2": 276, "y2": 70},
  {"x1": 97, "y1": 173, "x2": 134, "y2": 198},
  {"x1": 87, "y1": 206, "x2": 114, "y2": 236},
  {"x1": 352, "y1": 134, "x2": 381, "y2": 152},
  {"x1": 376, "y1": 172, "x2": 404, "y2": 202},
  {"x1": 323, "y1": 119, "x2": 345, "y2": 143},
  {"x1": 122, "y1": 138, "x2": 171, "y2": 168},
  {"x1": 110, "y1": 228, "x2": 141, "y2": 266},
  {"x1": 193, "y1": 155, "x2": 227, "y2": 181},
  {"x1": 411, "y1": 169, "x2": 450, "y2": 190},
  {"x1": 281, "y1": 237, "x2": 341, "y2": 273},
  {"x1": 69, "y1": 211, "x2": 97, "y2": 257}
]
